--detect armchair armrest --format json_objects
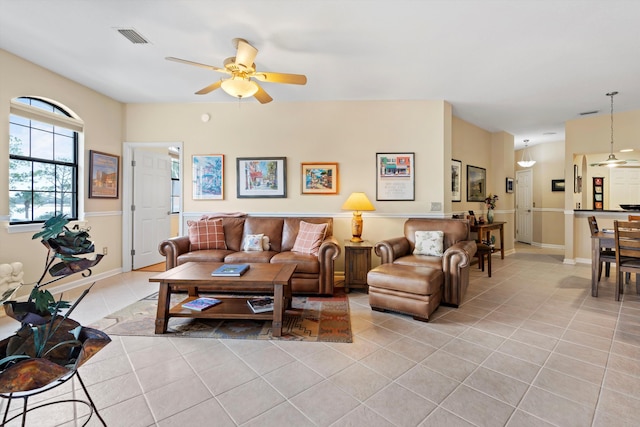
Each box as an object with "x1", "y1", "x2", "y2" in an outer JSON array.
[
  {"x1": 375, "y1": 237, "x2": 410, "y2": 264},
  {"x1": 158, "y1": 236, "x2": 191, "y2": 269},
  {"x1": 442, "y1": 240, "x2": 477, "y2": 307}
]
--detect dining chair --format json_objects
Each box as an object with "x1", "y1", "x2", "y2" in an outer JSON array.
[
  {"x1": 613, "y1": 220, "x2": 640, "y2": 301},
  {"x1": 628, "y1": 214, "x2": 640, "y2": 221},
  {"x1": 588, "y1": 216, "x2": 616, "y2": 281}
]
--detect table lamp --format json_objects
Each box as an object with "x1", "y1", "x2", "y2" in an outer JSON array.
[{"x1": 342, "y1": 192, "x2": 375, "y2": 242}]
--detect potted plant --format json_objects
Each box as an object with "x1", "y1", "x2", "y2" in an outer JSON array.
[{"x1": 0, "y1": 214, "x2": 110, "y2": 395}]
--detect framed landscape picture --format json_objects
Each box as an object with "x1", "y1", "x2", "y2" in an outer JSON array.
[
  {"x1": 89, "y1": 150, "x2": 119, "y2": 199},
  {"x1": 193, "y1": 154, "x2": 224, "y2": 200},
  {"x1": 506, "y1": 177, "x2": 514, "y2": 193},
  {"x1": 467, "y1": 165, "x2": 486, "y2": 202},
  {"x1": 451, "y1": 159, "x2": 462, "y2": 202},
  {"x1": 237, "y1": 157, "x2": 287, "y2": 198},
  {"x1": 376, "y1": 152, "x2": 415, "y2": 201},
  {"x1": 301, "y1": 162, "x2": 339, "y2": 194}
]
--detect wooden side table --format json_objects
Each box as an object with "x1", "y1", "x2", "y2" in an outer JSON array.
[{"x1": 344, "y1": 240, "x2": 373, "y2": 293}]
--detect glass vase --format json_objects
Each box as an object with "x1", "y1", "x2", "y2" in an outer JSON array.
[{"x1": 487, "y1": 209, "x2": 494, "y2": 224}]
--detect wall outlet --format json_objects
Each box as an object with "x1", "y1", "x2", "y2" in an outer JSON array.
[
  {"x1": 102, "y1": 247, "x2": 108, "y2": 255},
  {"x1": 431, "y1": 202, "x2": 442, "y2": 211}
]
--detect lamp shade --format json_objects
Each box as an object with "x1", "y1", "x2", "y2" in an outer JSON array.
[
  {"x1": 342, "y1": 192, "x2": 375, "y2": 212},
  {"x1": 221, "y1": 77, "x2": 259, "y2": 98}
]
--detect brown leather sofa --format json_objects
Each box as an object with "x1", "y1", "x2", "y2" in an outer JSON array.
[
  {"x1": 158, "y1": 216, "x2": 340, "y2": 295},
  {"x1": 371, "y1": 218, "x2": 477, "y2": 312}
]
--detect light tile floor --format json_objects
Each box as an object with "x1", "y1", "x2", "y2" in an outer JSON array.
[{"x1": 1, "y1": 243, "x2": 639, "y2": 426}]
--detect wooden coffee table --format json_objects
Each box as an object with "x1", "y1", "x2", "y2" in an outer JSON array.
[{"x1": 149, "y1": 262, "x2": 296, "y2": 337}]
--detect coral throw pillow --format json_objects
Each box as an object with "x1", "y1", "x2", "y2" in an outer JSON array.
[
  {"x1": 292, "y1": 221, "x2": 328, "y2": 256},
  {"x1": 242, "y1": 234, "x2": 265, "y2": 251},
  {"x1": 413, "y1": 231, "x2": 444, "y2": 256},
  {"x1": 187, "y1": 219, "x2": 226, "y2": 250}
]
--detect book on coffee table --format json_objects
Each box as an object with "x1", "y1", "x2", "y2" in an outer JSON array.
[
  {"x1": 182, "y1": 297, "x2": 222, "y2": 311},
  {"x1": 211, "y1": 264, "x2": 250, "y2": 277},
  {"x1": 247, "y1": 297, "x2": 274, "y2": 313}
]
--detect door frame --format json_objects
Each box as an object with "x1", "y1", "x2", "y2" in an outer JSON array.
[
  {"x1": 516, "y1": 168, "x2": 533, "y2": 244},
  {"x1": 122, "y1": 141, "x2": 183, "y2": 272}
]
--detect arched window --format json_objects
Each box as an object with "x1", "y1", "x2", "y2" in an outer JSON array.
[{"x1": 9, "y1": 97, "x2": 80, "y2": 224}]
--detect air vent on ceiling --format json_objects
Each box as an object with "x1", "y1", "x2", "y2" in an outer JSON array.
[
  {"x1": 579, "y1": 110, "x2": 599, "y2": 116},
  {"x1": 116, "y1": 28, "x2": 150, "y2": 44}
]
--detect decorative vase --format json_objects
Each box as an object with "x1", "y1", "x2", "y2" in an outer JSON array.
[{"x1": 487, "y1": 209, "x2": 494, "y2": 224}]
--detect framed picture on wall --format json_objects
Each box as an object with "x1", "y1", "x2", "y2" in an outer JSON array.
[
  {"x1": 451, "y1": 159, "x2": 462, "y2": 202},
  {"x1": 376, "y1": 152, "x2": 415, "y2": 201},
  {"x1": 89, "y1": 150, "x2": 119, "y2": 199},
  {"x1": 551, "y1": 179, "x2": 565, "y2": 192},
  {"x1": 506, "y1": 177, "x2": 514, "y2": 193},
  {"x1": 192, "y1": 154, "x2": 224, "y2": 200},
  {"x1": 237, "y1": 157, "x2": 287, "y2": 198},
  {"x1": 301, "y1": 162, "x2": 339, "y2": 194},
  {"x1": 466, "y1": 165, "x2": 486, "y2": 202}
]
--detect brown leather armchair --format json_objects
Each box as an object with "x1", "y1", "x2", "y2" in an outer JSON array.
[{"x1": 374, "y1": 218, "x2": 477, "y2": 307}]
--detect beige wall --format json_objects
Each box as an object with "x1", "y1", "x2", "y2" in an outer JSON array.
[
  {"x1": 515, "y1": 140, "x2": 566, "y2": 247},
  {"x1": 1, "y1": 50, "x2": 124, "y2": 291}
]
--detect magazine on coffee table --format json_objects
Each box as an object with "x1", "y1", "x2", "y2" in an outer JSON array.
[
  {"x1": 211, "y1": 264, "x2": 250, "y2": 277},
  {"x1": 182, "y1": 297, "x2": 222, "y2": 311},
  {"x1": 247, "y1": 297, "x2": 274, "y2": 313}
]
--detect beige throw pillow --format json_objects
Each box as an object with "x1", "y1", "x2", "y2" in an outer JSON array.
[
  {"x1": 242, "y1": 234, "x2": 265, "y2": 251},
  {"x1": 413, "y1": 230, "x2": 444, "y2": 256},
  {"x1": 292, "y1": 221, "x2": 328, "y2": 256}
]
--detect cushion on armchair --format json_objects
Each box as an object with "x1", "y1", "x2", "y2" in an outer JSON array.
[
  {"x1": 292, "y1": 221, "x2": 328, "y2": 255},
  {"x1": 187, "y1": 218, "x2": 226, "y2": 250},
  {"x1": 413, "y1": 231, "x2": 444, "y2": 256}
]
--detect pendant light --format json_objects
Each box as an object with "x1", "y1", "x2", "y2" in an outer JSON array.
[
  {"x1": 517, "y1": 140, "x2": 536, "y2": 168},
  {"x1": 591, "y1": 91, "x2": 626, "y2": 167}
]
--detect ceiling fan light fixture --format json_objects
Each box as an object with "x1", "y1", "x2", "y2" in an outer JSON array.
[
  {"x1": 221, "y1": 77, "x2": 258, "y2": 99},
  {"x1": 517, "y1": 139, "x2": 536, "y2": 168}
]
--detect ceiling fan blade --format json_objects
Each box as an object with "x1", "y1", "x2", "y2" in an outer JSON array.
[
  {"x1": 254, "y1": 72, "x2": 307, "y2": 85},
  {"x1": 195, "y1": 80, "x2": 222, "y2": 95},
  {"x1": 165, "y1": 57, "x2": 229, "y2": 74},
  {"x1": 253, "y1": 84, "x2": 273, "y2": 104},
  {"x1": 233, "y1": 38, "x2": 258, "y2": 69}
]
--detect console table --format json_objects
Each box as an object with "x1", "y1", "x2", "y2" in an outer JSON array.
[{"x1": 470, "y1": 221, "x2": 505, "y2": 259}]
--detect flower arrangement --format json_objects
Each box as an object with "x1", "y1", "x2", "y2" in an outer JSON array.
[{"x1": 485, "y1": 194, "x2": 498, "y2": 210}]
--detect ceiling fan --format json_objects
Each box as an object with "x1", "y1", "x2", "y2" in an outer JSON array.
[{"x1": 166, "y1": 38, "x2": 307, "y2": 104}]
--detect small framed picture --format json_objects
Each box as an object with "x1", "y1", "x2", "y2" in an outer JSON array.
[
  {"x1": 467, "y1": 165, "x2": 486, "y2": 202},
  {"x1": 301, "y1": 162, "x2": 339, "y2": 194},
  {"x1": 193, "y1": 155, "x2": 224, "y2": 200},
  {"x1": 551, "y1": 179, "x2": 565, "y2": 192},
  {"x1": 237, "y1": 157, "x2": 287, "y2": 198},
  {"x1": 451, "y1": 159, "x2": 462, "y2": 202},
  {"x1": 89, "y1": 150, "x2": 119, "y2": 199},
  {"x1": 505, "y1": 177, "x2": 514, "y2": 193}
]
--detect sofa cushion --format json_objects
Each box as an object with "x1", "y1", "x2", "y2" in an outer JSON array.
[
  {"x1": 187, "y1": 219, "x2": 226, "y2": 250},
  {"x1": 224, "y1": 251, "x2": 277, "y2": 263},
  {"x1": 394, "y1": 255, "x2": 442, "y2": 270},
  {"x1": 270, "y1": 251, "x2": 320, "y2": 274},
  {"x1": 243, "y1": 217, "x2": 284, "y2": 252},
  {"x1": 177, "y1": 249, "x2": 233, "y2": 264},
  {"x1": 413, "y1": 231, "x2": 444, "y2": 256},
  {"x1": 282, "y1": 218, "x2": 333, "y2": 251},
  {"x1": 292, "y1": 221, "x2": 327, "y2": 255},
  {"x1": 242, "y1": 234, "x2": 265, "y2": 251}
]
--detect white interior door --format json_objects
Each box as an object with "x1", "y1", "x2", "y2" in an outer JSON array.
[
  {"x1": 516, "y1": 169, "x2": 533, "y2": 244},
  {"x1": 132, "y1": 149, "x2": 171, "y2": 269}
]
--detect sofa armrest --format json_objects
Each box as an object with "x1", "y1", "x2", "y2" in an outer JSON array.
[
  {"x1": 317, "y1": 236, "x2": 341, "y2": 294},
  {"x1": 158, "y1": 236, "x2": 191, "y2": 270},
  {"x1": 442, "y1": 240, "x2": 477, "y2": 306},
  {"x1": 374, "y1": 237, "x2": 410, "y2": 264}
]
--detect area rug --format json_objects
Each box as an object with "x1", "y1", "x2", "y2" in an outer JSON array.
[{"x1": 89, "y1": 290, "x2": 352, "y2": 343}]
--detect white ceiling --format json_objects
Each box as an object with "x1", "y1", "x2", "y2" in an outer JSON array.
[{"x1": 2, "y1": 0, "x2": 640, "y2": 149}]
